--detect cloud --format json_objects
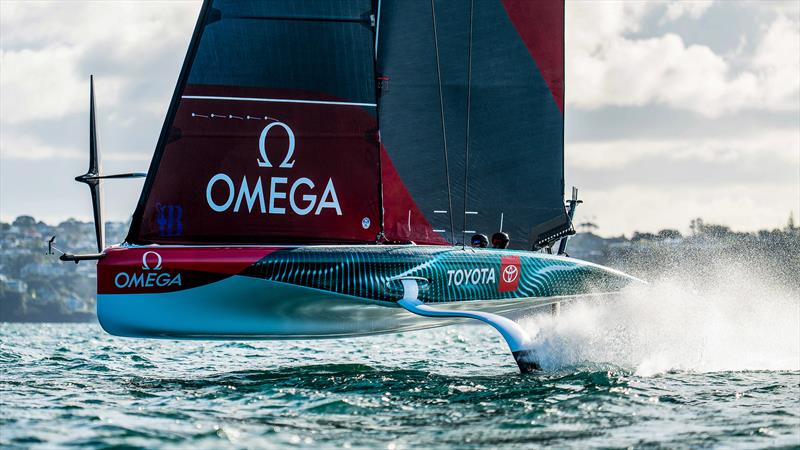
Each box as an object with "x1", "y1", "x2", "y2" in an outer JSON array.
[
  {"x1": 751, "y1": 15, "x2": 800, "y2": 111},
  {"x1": 572, "y1": 184, "x2": 798, "y2": 237},
  {"x1": 1, "y1": 2, "x2": 198, "y2": 122},
  {"x1": 762, "y1": 0, "x2": 800, "y2": 19},
  {"x1": 1, "y1": 45, "x2": 97, "y2": 124},
  {"x1": 567, "y1": 129, "x2": 799, "y2": 170},
  {"x1": 567, "y1": 1, "x2": 800, "y2": 117},
  {"x1": 0, "y1": 130, "x2": 151, "y2": 162},
  {"x1": 0, "y1": 131, "x2": 82, "y2": 161},
  {"x1": 565, "y1": 129, "x2": 800, "y2": 236},
  {"x1": 664, "y1": 0, "x2": 714, "y2": 22},
  {"x1": 0, "y1": 0, "x2": 200, "y2": 149}
]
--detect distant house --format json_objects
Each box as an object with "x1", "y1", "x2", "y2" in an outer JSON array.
[
  {"x1": 0, "y1": 275, "x2": 28, "y2": 293},
  {"x1": 30, "y1": 286, "x2": 58, "y2": 302},
  {"x1": 64, "y1": 296, "x2": 88, "y2": 313},
  {"x1": 3, "y1": 248, "x2": 30, "y2": 256},
  {"x1": 21, "y1": 263, "x2": 67, "y2": 278}
]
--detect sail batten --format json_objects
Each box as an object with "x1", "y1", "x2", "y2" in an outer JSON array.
[
  {"x1": 181, "y1": 95, "x2": 377, "y2": 108},
  {"x1": 222, "y1": 16, "x2": 370, "y2": 23}
]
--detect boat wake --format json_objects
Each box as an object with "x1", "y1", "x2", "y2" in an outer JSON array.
[{"x1": 520, "y1": 263, "x2": 800, "y2": 376}]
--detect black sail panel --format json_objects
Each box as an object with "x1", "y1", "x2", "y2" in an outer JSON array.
[
  {"x1": 376, "y1": 0, "x2": 454, "y2": 245},
  {"x1": 466, "y1": 0, "x2": 569, "y2": 249},
  {"x1": 377, "y1": 0, "x2": 569, "y2": 249}
]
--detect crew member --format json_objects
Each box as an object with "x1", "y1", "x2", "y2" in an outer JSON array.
[
  {"x1": 491, "y1": 232, "x2": 510, "y2": 249},
  {"x1": 470, "y1": 234, "x2": 489, "y2": 248}
]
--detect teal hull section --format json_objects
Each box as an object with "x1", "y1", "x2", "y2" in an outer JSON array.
[{"x1": 97, "y1": 246, "x2": 640, "y2": 339}]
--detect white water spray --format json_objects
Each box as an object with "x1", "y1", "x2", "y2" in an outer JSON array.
[{"x1": 522, "y1": 264, "x2": 800, "y2": 376}]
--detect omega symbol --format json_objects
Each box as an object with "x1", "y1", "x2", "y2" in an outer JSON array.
[
  {"x1": 257, "y1": 121, "x2": 296, "y2": 169},
  {"x1": 141, "y1": 251, "x2": 163, "y2": 271}
]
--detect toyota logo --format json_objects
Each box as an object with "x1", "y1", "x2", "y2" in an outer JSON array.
[
  {"x1": 141, "y1": 251, "x2": 163, "y2": 270},
  {"x1": 502, "y1": 264, "x2": 519, "y2": 283}
]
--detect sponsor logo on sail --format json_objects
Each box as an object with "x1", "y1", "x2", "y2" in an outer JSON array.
[
  {"x1": 156, "y1": 203, "x2": 183, "y2": 237},
  {"x1": 205, "y1": 121, "x2": 342, "y2": 216},
  {"x1": 114, "y1": 251, "x2": 182, "y2": 289},
  {"x1": 498, "y1": 256, "x2": 521, "y2": 292}
]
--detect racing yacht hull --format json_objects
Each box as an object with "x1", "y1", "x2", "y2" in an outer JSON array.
[{"x1": 97, "y1": 245, "x2": 638, "y2": 339}]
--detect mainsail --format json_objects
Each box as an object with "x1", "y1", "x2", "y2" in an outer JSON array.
[
  {"x1": 377, "y1": 0, "x2": 568, "y2": 249},
  {"x1": 127, "y1": 0, "x2": 569, "y2": 249},
  {"x1": 127, "y1": 0, "x2": 382, "y2": 245}
]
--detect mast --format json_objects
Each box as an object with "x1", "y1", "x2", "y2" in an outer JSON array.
[
  {"x1": 461, "y1": 0, "x2": 475, "y2": 247},
  {"x1": 374, "y1": 0, "x2": 386, "y2": 243}
]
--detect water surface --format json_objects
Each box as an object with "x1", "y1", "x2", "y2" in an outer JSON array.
[
  {"x1": 4, "y1": 265, "x2": 800, "y2": 448},
  {"x1": 1, "y1": 316, "x2": 798, "y2": 449}
]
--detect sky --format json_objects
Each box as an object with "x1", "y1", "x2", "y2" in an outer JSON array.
[{"x1": 1, "y1": 0, "x2": 798, "y2": 237}]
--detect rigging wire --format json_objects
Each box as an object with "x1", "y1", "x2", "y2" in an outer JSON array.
[
  {"x1": 461, "y1": 0, "x2": 474, "y2": 249},
  {"x1": 430, "y1": 0, "x2": 456, "y2": 245}
]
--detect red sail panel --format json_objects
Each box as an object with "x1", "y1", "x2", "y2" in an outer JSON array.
[
  {"x1": 500, "y1": 0, "x2": 565, "y2": 112},
  {"x1": 135, "y1": 85, "x2": 381, "y2": 244},
  {"x1": 127, "y1": 0, "x2": 382, "y2": 245},
  {"x1": 380, "y1": 144, "x2": 449, "y2": 245}
]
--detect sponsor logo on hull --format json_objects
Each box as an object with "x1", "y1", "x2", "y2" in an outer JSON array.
[
  {"x1": 447, "y1": 268, "x2": 496, "y2": 287},
  {"x1": 444, "y1": 257, "x2": 522, "y2": 293},
  {"x1": 98, "y1": 247, "x2": 279, "y2": 295},
  {"x1": 498, "y1": 256, "x2": 521, "y2": 292},
  {"x1": 114, "y1": 251, "x2": 182, "y2": 289}
]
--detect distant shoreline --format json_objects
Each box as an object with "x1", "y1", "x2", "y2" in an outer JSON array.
[
  {"x1": 2, "y1": 215, "x2": 798, "y2": 323},
  {"x1": 1, "y1": 313, "x2": 96, "y2": 324}
]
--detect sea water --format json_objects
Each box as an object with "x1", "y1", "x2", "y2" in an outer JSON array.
[{"x1": 1, "y1": 267, "x2": 798, "y2": 448}]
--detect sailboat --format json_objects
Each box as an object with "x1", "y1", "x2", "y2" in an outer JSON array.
[{"x1": 54, "y1": 0, "x2": 640, "y2": 373}]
